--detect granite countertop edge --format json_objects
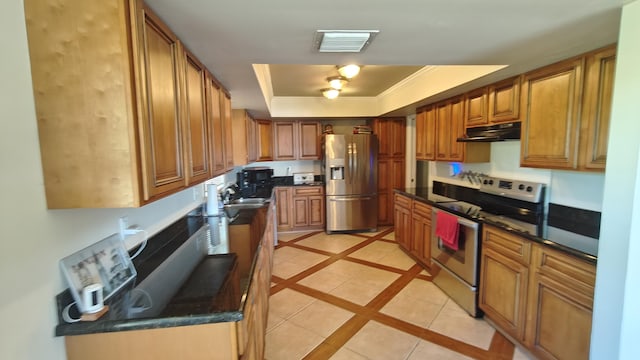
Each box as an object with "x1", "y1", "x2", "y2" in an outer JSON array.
[
  {"x1": 394, "y1": 188, "x2": 598, "y2": 265},
  {"x1": 55, "y1": 311, "x2": 244, "y2": 336}
]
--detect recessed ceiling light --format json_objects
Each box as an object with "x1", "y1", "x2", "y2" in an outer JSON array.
[{"x1": 314, "y1": 30, "x2": 379, "y2": 53}]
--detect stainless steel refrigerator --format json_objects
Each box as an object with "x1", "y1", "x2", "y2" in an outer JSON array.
[{"x1": 324, "y1": 134, "x2": 378, "y2": 233}]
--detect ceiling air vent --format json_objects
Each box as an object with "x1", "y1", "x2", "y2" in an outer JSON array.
[{"x1": 314, "y1": 30, "x2": 379, "y2": 53}]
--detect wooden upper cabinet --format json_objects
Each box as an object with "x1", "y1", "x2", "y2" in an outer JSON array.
[
  {"x1": 221, "y1": 92, "x2": 234, "y2": 171},
  {"x1": 273, "y1": 121, "x2": 296, "y2": 160},
  {"x1": 272, "y1": 120, "x2": 321, "y2": 161},
  {"x1": 137, "y1": 5, "x2": 186, "y2": 201},
  {"x1": 488, "y1": 76, "x2": 522, "y2": 123},
  {"x1": 256, "y1": 120, "x2": 273, "y2": 161},
  {"x1": 372, "y1": 117, "x2": 405, "y2": 159},
  {"x1": 520, "y1": 57, "x2": 584, "y2": 169},
  {"x1": 298, "y1": 121, "x2": 321, "y2": 160},
  {"x1": 580, "y1": 45, "x2": 616, "y2": 171},
  {"x1": 182, "y1": 47, "x2": 211, "y2": 186},
  {"x1": 436, "y1": 98, "x2": 465, "y2": 161},
  {"x1": 206, "y1": 75, "x2": 226, "y2": 176},
  {"x1": 416, "y1": 106, "x2": 436, "y2": 161},
  {"x1": 464, "y1": 88, "x2": 488, "y2": 127},
  {"x1": 231, "y1": 109, "x2": 254, "y2": 166}
]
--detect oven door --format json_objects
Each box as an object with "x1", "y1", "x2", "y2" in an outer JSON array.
[{"x1": 431, "y1": 207, "x2": 480, "y2": 286}]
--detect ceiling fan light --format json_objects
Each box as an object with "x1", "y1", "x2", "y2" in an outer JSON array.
[
  {"x1": 322, "y1": 88, "x2": 340, "y2": 99},
  {"x1": 337, "y1": 64, "x2": 361, "y2": 79},
  {"x1": 327, "y1": 76, "x2": 348, "y2": 90}
]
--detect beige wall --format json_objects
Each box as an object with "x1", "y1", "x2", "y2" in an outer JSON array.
[{"x1": 0, "y1": 1, "x2": 206, "y2": 358}]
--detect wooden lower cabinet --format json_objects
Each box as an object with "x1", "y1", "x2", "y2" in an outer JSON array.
[
  {"x1": 524, "y1": 244, "x2": 596, "y2": 360},
  {"x1": 394, "y1": 194, "x2": 432, "y2": 270},
  {"x1": 277, "y1": 186, "x2": 325, "y2": 232},
  {"x1": 480, "y1": 225, "x2": 596, "y2": 360}
]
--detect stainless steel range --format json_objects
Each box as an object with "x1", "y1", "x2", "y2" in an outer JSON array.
[{"x1": 430, "y1": 176, "x2": 545, "y2": 317}]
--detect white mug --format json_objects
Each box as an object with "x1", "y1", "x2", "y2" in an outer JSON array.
[{"x1": 82, "y1": 283, "x2": 104, "y2": 313}]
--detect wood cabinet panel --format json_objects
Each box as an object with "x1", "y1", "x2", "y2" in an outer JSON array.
[
  {"x1": 416, "y1": 106, "x2": 436, "y2": 161},
  {"x1": 435, "y1": 102, "x2": 451, "y2": 161},
  {"x1": 372, "y1": 118, "x2": 406, "y2": 226},
  {"x1": 435, "y1": 97, "x2": 469, "y2": 162},
  {"x1": 483, "y1": 225, "x2": 531, "y2": 265},
  {"x1": 480, "y1": 247, "x2": 529, "y2": 341},
  {"x1": 273, "y1": 122, "x2": 296, "y2": 160},
  {"x1": 221, "y1": 92, "x2": 234, "y2": 171},
  {"x1": 207, "y1": 76, "x2": 226, "y2": 176},
  {"x1": 231, "y1": 109, "x2": 251, "y2": 166},
  {"x1": 581, "y1": 46, "x2": 616, "y2": 171},
  {"x1": 520, "y1": 57, "x2": 584, "y2": 169},
  {"x1": 449, "y1": 98, "x2": 465, "y2": 162},
  {"x1": 298, "y1": 121, "x2": 321, "y2": 159},
  {"x1": 411, "y1": 212, "x2": 431, "y2": 267},
  {"x1": 394, "y1": 198, "x2": 411, "y2": 251},
  {"x1": 139, "y1": 6, "x2": 185, "y2": 200},
  {"x1": 182, "y1": 48, "x2": 211, "y2": 185},
  {"x1": 526, "y1": 273, "x2": 593, "y2": 360},
  {"x1": 465, "y1": 88, "x2": 488, "y2": 127},
  {"x1": 275, "y1": 187, "x2": 293, "y2": 231},
  {"x1": 308, "y1": 195, "x2": 325, "y2": 227},
  {"x1": 256, "y1": 120, "x2": 273, "y2": 161},
  {"x1": 488, "y1": 76, "x2": 521, "y2": 123}
]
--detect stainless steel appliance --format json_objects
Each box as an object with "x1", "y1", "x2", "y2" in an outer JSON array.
[
  {"x1": 323, "y1": 134, "x2": 378, "y2": 233},
  {"x1": 430, "y1": 176, "x2": 545, "y2": 317},
  {"x1": 237, "y1": 167, "x2": 273, "y2": 198}
]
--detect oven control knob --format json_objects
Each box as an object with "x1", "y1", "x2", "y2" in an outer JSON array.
[
  {"x1": 526, "y1": 186, "x2": 533, "y2": 192},
  {"x1": 488, "y1": 179, "x2": 494, "y2": 185},
  {"x1": 519, "y1": 184, "x2": 525, "y2": 190},
  {"x1": 483, "y1": 179, "x2": 488, "y2": 185}
]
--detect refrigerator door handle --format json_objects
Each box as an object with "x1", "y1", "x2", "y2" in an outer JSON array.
[
  {"x1": 353, "y1": 141, "x2": 358, "y2": 182},
  {"x1": 329, "y1": 196, "x2": 374, "y2": 202}
]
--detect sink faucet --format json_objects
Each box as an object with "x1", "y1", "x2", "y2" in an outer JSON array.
[{"x1": 221, "y1": 182, "x2": 239, "y2": 204}]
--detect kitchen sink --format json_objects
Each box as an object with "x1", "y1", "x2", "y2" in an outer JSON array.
[{"x1": 229, "y1": 198, "x2": 268, "y2": 205}]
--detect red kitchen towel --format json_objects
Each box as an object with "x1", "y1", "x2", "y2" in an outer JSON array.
[{"x1": 435, "y1": 211, "x2": 460, "y2": 251}]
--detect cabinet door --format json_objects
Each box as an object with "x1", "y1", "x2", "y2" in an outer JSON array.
[
  {"x1": 423, "y1": 106, "x2": 437, "y2": 160},
  {"x1": 377, "y1": 160, "x2": 391, "y2": 224},
  {"x1": 273, "y1": 121, "x2": 296, "y2": 160},
  {"x1": 394, "y1": 203, "x2": 411, "y2": 251},
  {"x1": 415, "y1": 110, "x2": 427, "y2": 160},
  {"x1": 138, "y1": 6, "x2": 185, "y2": 200},
  {"x1": 298, "y1": 121, "x2": 321, "y2": 160},
  {"x1": 410, "y1": 213, "x2": 427, "y2": 264},
  {"x1": 246, "y1": 114, "x2": 257, "y2": 163},
  {"x1": 520, "y1": 58, "x2": 584, "y2": 169},
  {"x1": 525, "y1": 245, "x2": 596, "y2": 360},
  {"x1": 231, "y1": 109, "x2": 249, "y2": 166},
  {"x1": 372, "y1": 119, "x2": 391, "y2": 158},
  {"x1": 526, "y1": 274, "x2": 593, "y2": 360},
  {"x1": 308, "y1": 195, "x2": 325, "y2": 227},
  {"x1": 435, "y1": 101, "x2": 451, "y2": 161},
  {"x1": 275, "y1": 187, "x2": 292, "y2": 231},
  {"x1": 479, "y1": 247, "x2": 529, "y2": 341},
  {"x1": 222, "y1": 92, "x2": 234, "y2": 171},
  {"x1": 488, "y1": 76, "x2": 522, "y2": 123},
  {"x1": 581, "y1": 46, "x2": 615, "y2": 171},
  {"x1": 449, "y1": 97, "x2": 465, "y2": 162},
  {"x1": 390, "y1": 118, "x2": 406, "y2": 158},
  {"x1": 207, "y1": 75, "x2": 226, "y2": 176},
  {"x1": 182, "y1": 48, "x2": 211, "y2": 185},
  {"x1": 256, "y1": 120, "x2": 273, "y2": 161},
  {"x1": 293, "y1": 196, "x2": 309, "y2": 228},
  {"x1": 465, "y1": 88, "x2": 488, "y2": 127}
]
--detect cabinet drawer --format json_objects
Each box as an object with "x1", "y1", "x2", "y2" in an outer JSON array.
[
  {"x1": 532, "y1": 244, "x2": 596, "y2": 294},
  {"x1": 394, "y1": 194, "x2": 411, "y2": 208},
  {"x1": 412, "y1": 201, "x2": 432, "y2": 219},
  {"x1": 293, "y1": 186, "x2": 323, "y2": 196},
  {"x1": 483, "y1": 225, "x2": 531, "y2": 265}
]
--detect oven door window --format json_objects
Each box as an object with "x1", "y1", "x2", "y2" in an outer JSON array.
[{"x1": 436, "y1": 226, "x2": 467, "y2": 263}]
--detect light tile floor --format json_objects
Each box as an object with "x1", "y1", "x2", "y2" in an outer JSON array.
[{"x1": 267, "y1": 229, "x2": 536, "y2": 360}]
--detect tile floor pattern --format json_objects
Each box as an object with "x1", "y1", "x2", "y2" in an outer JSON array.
[{"x1": 267, "y1": 228, "x2": 536, "y2": 360}]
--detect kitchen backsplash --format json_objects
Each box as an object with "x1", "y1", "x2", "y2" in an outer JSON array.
[{"x1": 429, "y1": 141, "x2": 605, "y2": 212}]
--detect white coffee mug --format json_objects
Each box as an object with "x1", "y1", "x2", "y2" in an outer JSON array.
[{"x1": 82, "y1": 283, "x2": 104, "y2": 313}]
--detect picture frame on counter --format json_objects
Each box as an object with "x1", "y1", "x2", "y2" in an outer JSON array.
[{"x1": 60, "y1": 234, "x2": 136, "y2": 312}]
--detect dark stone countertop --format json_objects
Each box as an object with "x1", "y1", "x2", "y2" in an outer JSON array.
[
  {"x1": 55, "y1": 202, "x2": 270, "y2": 337},
  {"x1": 394, "y1": 187, "x2": 597, "y2": 265}
]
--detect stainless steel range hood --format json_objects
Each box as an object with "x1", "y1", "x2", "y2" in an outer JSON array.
[{"x1": 457, "y1": 122, "x2": 521, "y2": 142}]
